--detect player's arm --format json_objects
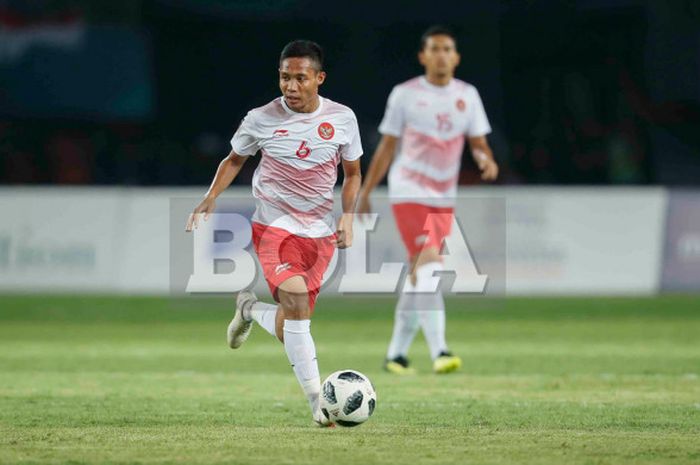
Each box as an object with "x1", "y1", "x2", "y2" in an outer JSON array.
[
  {"x1": 185, "y1": 151, "x2": 249, "y2": 231},
  {"x1": 336, "y1": 158, "x2": 362, "y2": 249},
  {"x1": 468, "y1": 135, "x2": 499, "y2": 181},
  {"x1": 357, "y1": 134, "x2": 398, "y2": 214}
]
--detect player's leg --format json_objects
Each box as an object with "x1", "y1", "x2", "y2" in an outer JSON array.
[
  {"x1": 384, "y1": 204, "x2": 424, "y2": 373},
  {"x1": 277, "y1": 275, "x2": 328, "y2": 425},
  {"x1": 384, "y1": 275, "x2": 419, "y2": 374},
  {"x1": 412, "y1": 247, "x2": 445, "y2": 357},
  {"x1": 411, "y1": 211, "x2": 462, "y2": 374},
  {"x1": 249, "y1": 298, "x2": 281, "y2": 340},
  {"x1": 227, "y1": 223, "x2": 284, "y2": 347}
]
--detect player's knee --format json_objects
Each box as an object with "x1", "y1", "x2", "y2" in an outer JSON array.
[
  {"x1": 278, "y1": 276, "x2": 310, "y2": 319},
  {"x1": 278, "y1": 291, "x2": 310, "y2": 319},
  {"x1": 415, "y1": 247, "x2": 441, "y2": 268}
]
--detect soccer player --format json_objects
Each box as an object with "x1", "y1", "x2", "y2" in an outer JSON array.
[
  {"x1": 185, "y1": 40, "x2": 362, "y2": 426},
  {"x1": 358, "y1": 26, "x2": 498, "y2": 375}
]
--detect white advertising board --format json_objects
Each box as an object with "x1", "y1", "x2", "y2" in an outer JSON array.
[{"x1": 0, "y1": 187, "x2": 667, "y2": 295}]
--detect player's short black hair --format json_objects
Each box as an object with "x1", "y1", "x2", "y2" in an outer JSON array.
[
  {"x1": 279, "y1": 40, "x2": 324, "y2": 71},
  {"x1": 420, "y1": 25, "x2": 458, "y2": 51}
]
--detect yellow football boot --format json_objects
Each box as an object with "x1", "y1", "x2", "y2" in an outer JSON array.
[
  {"x1": 383, "y1": 356, "x2": 416, "y2": 375},
  {"x1": 433, "y1": 351, "x2": 462, "y2": 374}
]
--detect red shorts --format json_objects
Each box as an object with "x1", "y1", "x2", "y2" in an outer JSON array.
[
  {"x1": 392, "y1": 203, "x2": 454, "y2": 259},
  {"x1": 251, "y1": 222, "x2": 336, "y2": 312}
]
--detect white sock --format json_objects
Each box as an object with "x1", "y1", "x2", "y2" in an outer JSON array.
[
  {"x1": 283, "y1": 319, "x2": 321, "y2": 414},
  {"x1": 246, "y1": 301, "x2": 278, "y2": 337},
  {"x1": 414, "y1": 262, "x2": 448, "y2": 360},
  {"x1": 386, "y1": 280, "x2": 420, "y2": 359}
]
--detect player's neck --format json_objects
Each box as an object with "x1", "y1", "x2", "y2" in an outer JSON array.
[
  {"x1": 424, "y1": 74, "x2": 453, "y2": 87},
  {"x1": 292, "y1": 95, "x2": 321, "y2": 114}
]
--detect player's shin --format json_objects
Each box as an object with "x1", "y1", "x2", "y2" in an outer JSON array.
[
  {"x1": 283, "y1": 319, "x2": 321, "y2": 414},
  {"x1": 248, "y1": 301, "x2": 278, "y2": 338},
  {"x1": 417, "y1": 300, "x2": 447, "y2": 360},
  {"x1": 414, "y1": 262, "x2": 448, "y2": 360},
  {"x1": 386, "y1": 285, "x2": 420, "y2": 360}
]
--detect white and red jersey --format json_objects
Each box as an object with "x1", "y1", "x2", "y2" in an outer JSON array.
[
  {"x1": 231, "y1": 96, "x2": 362, "y2": 237},
  {"x1": 379, "y1": 76, "x2": 491, "y2": 206}
]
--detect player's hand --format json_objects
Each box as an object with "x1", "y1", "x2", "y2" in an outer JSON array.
[
  {"x1": 356, "y1": 194, "x2": 372, "y2": 222},
  {"x1": 185, "y1": 196, "x2": 216, "y2": 232},
  {"x1": 475, "y1": 150, "x2": 499, "y2": 182},
  {"x1": 335, "y1": 213, "x2": 354, "y2": 249}
]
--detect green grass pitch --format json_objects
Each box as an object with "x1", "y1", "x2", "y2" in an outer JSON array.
[{"x1": 0, "y1": 294, "x2": 699, "y2": 465}]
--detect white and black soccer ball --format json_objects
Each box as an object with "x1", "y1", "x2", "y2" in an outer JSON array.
[{"x1": 320, "y1": 369, "x2": 376, "y2": 427}]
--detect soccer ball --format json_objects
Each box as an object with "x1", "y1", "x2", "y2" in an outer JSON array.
[{"x1": 320, "y1": 369, "x2": 376, "y2": 427}]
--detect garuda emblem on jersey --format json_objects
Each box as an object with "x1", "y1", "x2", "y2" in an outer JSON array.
[{"x1": 318, "y1": 122, "x2": 335, "y2": 140}]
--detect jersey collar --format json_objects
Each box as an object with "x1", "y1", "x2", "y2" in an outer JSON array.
[
  {"x1": 419, "y1": 76, "x2": 455, "y2": 93},
  {"x1": 281, "y1": 95, "x2": 325, "y2": 116}
]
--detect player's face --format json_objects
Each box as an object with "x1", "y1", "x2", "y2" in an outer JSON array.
[
  {"x1": 418, "y1": 35, "x2": 460, "y2": 78},
  {"x1": 279, "y1": 57, "x2": 326, "y2": 113}
]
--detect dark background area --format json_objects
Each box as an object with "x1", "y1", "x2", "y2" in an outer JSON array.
[{"x1": 1, "y1": 0, "x2": 699, "y2": 186}]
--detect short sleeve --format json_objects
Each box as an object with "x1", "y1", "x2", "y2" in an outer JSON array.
[
  {"x1": 378, "y1": 86, "x2": 404, "y2": 137},
  {"x1": 339, "y1": 113, "x2": 363, "y2": 161},
  {"x1": 465, "y1": 88, "x2": 492, "y2": 137},
  {"x1": 230, "y1": 112, "x2": 260, "y2": 156}
]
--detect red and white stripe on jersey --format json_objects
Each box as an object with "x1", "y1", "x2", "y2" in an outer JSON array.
[
  {"x1": 378, "y1": 76, "x2": 491, "y2": 206},
  {"x1": 231, "y1": 96, "x2": 362, "y2": 237}
]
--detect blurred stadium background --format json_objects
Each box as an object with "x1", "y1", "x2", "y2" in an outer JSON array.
[
  {"x1": 1, "y1": 0, "x2": 699, "y2": 293},
  {"x1": 1, "y1": 1, "x2": 700, "y2": 186},
  {"x1": 1, "y1": 1, "x2": 699, "y2": 464}
]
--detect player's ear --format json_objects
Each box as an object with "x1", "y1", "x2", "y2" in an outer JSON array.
[
  {"x1": 316, "y1": 70, "x2": 326, "y2": 85},
  {"x1": 455, "y1": 51, "x2": 461, "y2": 67},
  {"x1": 417, "y1": 50, "x2": 426, "y2": 66}
]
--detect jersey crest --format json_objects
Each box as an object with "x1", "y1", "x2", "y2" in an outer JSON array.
[{"x1": 318, "y1": 122, "x2": 335, "y2": 140}]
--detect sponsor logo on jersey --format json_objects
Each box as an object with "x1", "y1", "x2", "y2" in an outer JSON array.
[
  {"x1": 456, "y1": 98, "x2": 466, "y2": 112},
  {"x1": 317, "y1": 122, "x2": 335, "y2": 140},
  {"x1": 273, "y1": 129, "x2": 289, "y2": 137},
  {"x1": 275, "y1": 262, "x2": 292, "y2": 275}
]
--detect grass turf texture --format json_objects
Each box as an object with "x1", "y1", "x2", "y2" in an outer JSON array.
[{"x1": 0, "y1": 295, "x2": 698, "y2": 465}]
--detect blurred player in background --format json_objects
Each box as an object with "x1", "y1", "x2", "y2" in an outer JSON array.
[
  {"x1": 186, "y1": 40, "x2": 363, "y2": 425},
  {"x1": 358, "y1": 26, "x2": 498, "y2": 375}
]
